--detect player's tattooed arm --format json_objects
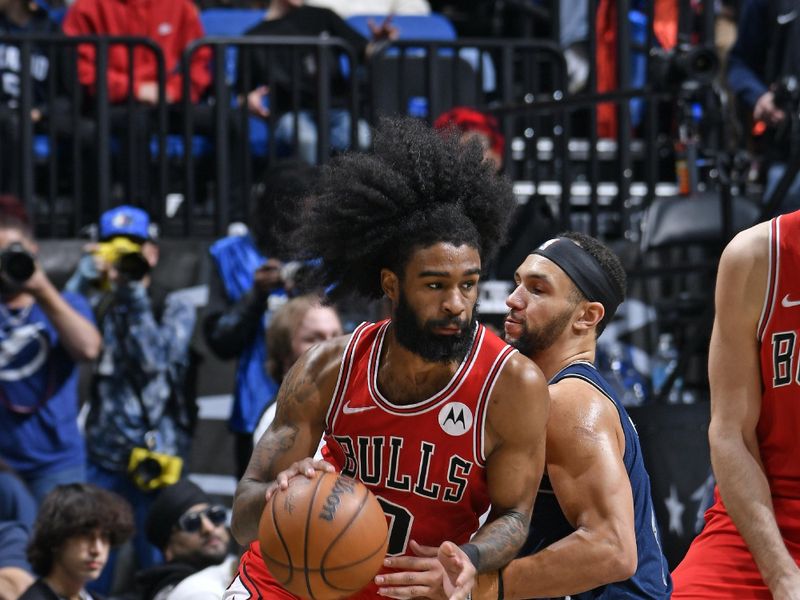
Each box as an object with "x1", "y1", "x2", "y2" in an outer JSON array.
[
  {"x1": 230, "y1": 338, "x2": 345, "y2": 545},
  {"x1": 463, "y1": 509, "x2": 530, "y2": 571},
  {"x1": 472, "y1": 353, "x2": 550, "y2": 571}
]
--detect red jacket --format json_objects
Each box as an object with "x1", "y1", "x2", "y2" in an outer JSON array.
[{"x1": 63, "y1": 0, "x2": 211, "y2": 103}]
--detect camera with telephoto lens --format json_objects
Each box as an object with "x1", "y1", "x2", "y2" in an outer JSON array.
[
  {"x1": 94, "y1": 237, "x2": 150, "y2": 281},
  {"x1": 0, "y1": 242, "x2": 35, "y2": 285},
  {"x1": 650, "y1": 43, "x2": 719, "y2": 90},
  {"x1": 772, "y1": 75, "x2": 800, "y2": 114},
  {"x1": 127, "y1": 447, "x2": 183, "y2": 491}
]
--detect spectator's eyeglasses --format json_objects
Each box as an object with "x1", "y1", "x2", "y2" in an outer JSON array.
[{"x1": 176, "y1": 505, "x2": 227, "y2": 533}]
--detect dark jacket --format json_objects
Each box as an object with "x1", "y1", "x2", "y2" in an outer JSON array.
[{"x1": 19, "y1": 579, "x2": 105, "y2": 600}]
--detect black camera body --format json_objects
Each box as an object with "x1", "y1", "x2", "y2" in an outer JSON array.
[
  {"x1": 772, "y1": 75, "x2": 800, "y2": 114},
  {"x1": 650, "y1": 44, "x2": 719, "y2": 90},
  {"x1": 0, "y1": 242, "x2": 35, "y2": 285}
]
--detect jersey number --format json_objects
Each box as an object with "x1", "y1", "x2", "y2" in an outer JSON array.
[
  {"x1": 376, "y1": 496, "x2": 414, "y2": 556},
  {"x1": 772, "y1": 331, "x2": 797, "y2": 387}
]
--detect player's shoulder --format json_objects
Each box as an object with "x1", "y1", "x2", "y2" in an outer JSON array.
[
  {"x1": 498, "y1": 349, "x2": 547, "y2": 387},
  {"x1": 548, "y1": 376, "x2": 620, "y2": 433},
  {"x1": 721, "y1": 219, "x2": 770, "y2": 270},
  {"x1": 302, "y1": 333, "x2": 355, "y2": 381}
]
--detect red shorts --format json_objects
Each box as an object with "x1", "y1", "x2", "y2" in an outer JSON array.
[
  {"x1": 224, "y1": 543, "x2": 383, "y2": 600},
  {"x1": 672, "y1": 492, "x2": 800, "y2": 599}
]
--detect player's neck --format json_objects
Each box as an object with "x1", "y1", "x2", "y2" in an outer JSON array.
[
  {"x1": 378, "y1": 333, "x2": 459, "y2": 404},
  {"x1": 531, "y1": 340, "x2": 595, "y2": 381}
]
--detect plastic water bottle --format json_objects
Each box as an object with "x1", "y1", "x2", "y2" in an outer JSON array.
[
  {"x1": 606, "y1": 342, "x2": 647, "y2": 407},
  {"x1": 652, "y1": 333, "x2": 682, "y2": 403}
]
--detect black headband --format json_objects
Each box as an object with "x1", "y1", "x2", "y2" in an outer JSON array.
[{"x1": 533, "y1": 237, "x2": 624, "y2": 319}]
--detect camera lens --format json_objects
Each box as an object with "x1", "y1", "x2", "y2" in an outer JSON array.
[
  {"x1": 116, "y1": 252, "x2": 150, "y2": 281},
  {"x1": 0, "y1": 244, "x2": 35, "y2": 284},
  {"x1": 133, "y1": 456, "x2": 163, "y2": 484}
]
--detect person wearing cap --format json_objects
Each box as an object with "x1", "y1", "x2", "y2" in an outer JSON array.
[
  {"x1": 0, "y1": 195, "x2": 101, "y2": 507},
  {"x1": 433, "y1": 107, "x2": 505, "y2": 172},
  {"x1": 65, "y1": 205, "x2": 198, "y2": 594},
  {"x1": 126, "y1": 479, "x2": 233, "y2": 600},
  {"x1": 383, "y1": 232, "x2": 672, "y2": 599}
]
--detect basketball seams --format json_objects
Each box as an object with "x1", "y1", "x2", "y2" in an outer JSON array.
[
  {"x1": 303, "y1": 474, "x2": 328, "y2": 600},
  {"x1": 319, "y1": 483, "x2": 371, "y2": 590},
  {"x1": 259, "y1": 472, "x2": 389, "y2": 599},
  {"x1": 269, "y1": 486, "x2": 294, "y2": 586}
]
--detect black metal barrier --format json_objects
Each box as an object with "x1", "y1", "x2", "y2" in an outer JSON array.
[
  {"x1": 0, "y1": 34, "x2": 168, "y2": 236},
  {"x1": 176, "y1": 36, "x2": 360, "y2": 236}
]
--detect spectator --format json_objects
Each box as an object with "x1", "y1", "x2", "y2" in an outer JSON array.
[
  {"x1": 0, "y1": 195, "x2": 101, "y2": 505},
  {"x1": 18, "y1": 483, "x2": 133, "y2": 600},
  {"x1": 65, "y1": 205, "x2": 198, "y2": 593},
  {"x1": 727, "y1": 0, "x2": 800, "y2": 215},
  {"x1": 62, "y1": 0, "x2": 210, "y2": 106},
  {"x1": 126, "y1": 479, "x2": 232, "y2": 600},
  {"x1": 0, "y1": 0, "x2": 75, "y2": 196},
  {"x1": 433, "y1": 106, "x2": 505, "y2": 171},
  {"x1": 204, "y1": 160, "x2": 318, "y2": 478},
  {"x1": 305, "y1": 0, "x2": 431, "y2": 18},
  {"x1": 240, "y1": 0, "x2": 397, "y2": 163},
  {"x1": 62, "y1": 0, "x2": 212, "y2": 203},
  {"x1": 0, "y1": 459, "x2": 35, "y2": 600},
  {"x1": 252, "y1": 293, "x2": 342, "y2": 442},
  {"x1": 0, "y1": 521, "x2": 33, "y2": 600}
]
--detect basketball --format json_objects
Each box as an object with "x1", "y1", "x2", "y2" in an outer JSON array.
[{"x1": 258, "y1": 471, "x2": 389, "y2": 599}]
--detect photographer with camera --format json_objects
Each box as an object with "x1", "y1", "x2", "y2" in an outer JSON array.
[
  {"x1": 728, "y1": 0, "x2": 800, "y2": 215},
  {"x1": 0, "y1": 195, "x2": 101, "y2": 506},
  {"x1": 65, "y1": 205, "x2": 198, "y2": 595},
  {"x1": 203, "y1": 160, "x2": 320, "y2": 479}
]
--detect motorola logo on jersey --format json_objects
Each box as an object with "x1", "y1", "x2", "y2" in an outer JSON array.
[{"x1": 438, "y1": 402, "x2": 473, "y2": 436}]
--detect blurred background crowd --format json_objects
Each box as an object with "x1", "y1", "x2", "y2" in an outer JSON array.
[{"x1": 0, "y1": 0, "x2": 795, "y2": 598}]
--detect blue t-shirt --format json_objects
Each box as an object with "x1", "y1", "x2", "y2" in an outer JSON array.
[
  {"x1": 0, "y1": 291, "x2": 93, "y2": 476},
  {"x1": 0, "y1": 520, "x2": 32, "y2": 572}
]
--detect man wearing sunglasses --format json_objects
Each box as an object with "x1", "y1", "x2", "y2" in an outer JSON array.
[{"x1": 126, "y1": 479, "x2": 234, "y2": 600}]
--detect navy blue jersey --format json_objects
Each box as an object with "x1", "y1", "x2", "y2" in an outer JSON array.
[{"x1": 519, "y1": 361, "x2": 672, "y2": 599}]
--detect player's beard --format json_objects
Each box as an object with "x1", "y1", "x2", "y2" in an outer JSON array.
[
  {"x1": 393, "y1": 291, "x2": 478, "y2": 364},
  {"x1": 505, "y1": 307, "x2": 573, "y2": 358}
]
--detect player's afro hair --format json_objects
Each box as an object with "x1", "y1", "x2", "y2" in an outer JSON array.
[{"x1": 295, "y1": 117, "x2": 515, "y2": 300}]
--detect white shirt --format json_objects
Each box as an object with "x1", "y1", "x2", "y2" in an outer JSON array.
[
  {"x1": 305, "y1": 0, "x2": 431, "y2": 18},
  {"x1": 165, "y1": 556, "x2": 238, "y2": 600}
]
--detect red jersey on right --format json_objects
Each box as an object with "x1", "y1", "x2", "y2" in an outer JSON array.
[
  {"x1": 757, "y1": 209, "x2": 800, "y2": 497},
  {"x1": 672, "y1": 211, "x2": 800, "y2": 598}
]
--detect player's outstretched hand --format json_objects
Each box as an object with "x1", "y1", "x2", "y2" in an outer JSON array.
[
  {"x1": 264, "y1": 458, "x2": 335, "y2": 503},
  {"x1": 375, "y1": 540, "x2": 475, "y2": 600}
]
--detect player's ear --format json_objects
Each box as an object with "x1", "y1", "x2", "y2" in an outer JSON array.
[
  {"x1": 574, "y1": 301, "x2": 604, "y2": 332},
  {"x1": 380, "y1": 268, "x2": 399, "y2": 302}
]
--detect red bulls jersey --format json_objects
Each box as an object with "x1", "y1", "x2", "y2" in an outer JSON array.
[
  {"x1": 227, "y1": 320, "x2": 517, "y2": 600},
  {"x1": 671, "y1": 212, "x2": 800, "y2": 598},
  {"x1": 757, "y1": 210, "x2": 800, "y2": 499},
  {"x1": 324, "y1": 320, "x2": 516, "y2": 554}
]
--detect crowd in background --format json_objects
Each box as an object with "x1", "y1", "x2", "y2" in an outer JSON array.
[{"x1": 6, "y1": 0, "x2": 800, "y2": 598}]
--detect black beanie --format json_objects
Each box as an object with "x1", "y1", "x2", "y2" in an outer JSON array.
[{"x1": 145, "y1": 479, "x2": 212, "y2": 550}]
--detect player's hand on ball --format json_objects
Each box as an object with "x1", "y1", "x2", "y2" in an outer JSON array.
[
  {"x1": 264, "y1": 457, "x2": 336, "y2": 502},
  {"x1": 376, "y1": 540, "x2": 475, "y2": 600}
]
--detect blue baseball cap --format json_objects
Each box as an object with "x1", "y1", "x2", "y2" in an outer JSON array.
[{"x1": 99, "y1": 205, "x2": 151, "y2": 241}]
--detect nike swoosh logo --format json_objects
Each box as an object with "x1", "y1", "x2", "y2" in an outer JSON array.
[
  {"x1": 781, "y1": 294, "x2": 800, "y2": 308},
  {"x1": 342, "y1": 401, "x2": 376, "y2": 415},
  {"x1": 778, "y1": 10, "x2": 797, "y2": 25}
]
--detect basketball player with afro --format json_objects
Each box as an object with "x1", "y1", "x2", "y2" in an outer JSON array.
[{"x1": 225, "y1": 117, "x2": 550, "y2": 600}]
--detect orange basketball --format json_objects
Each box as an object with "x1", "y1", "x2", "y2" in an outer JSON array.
[{"x1": 258, "y1": 471, "x2": 389, "y2": 599}]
